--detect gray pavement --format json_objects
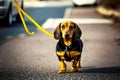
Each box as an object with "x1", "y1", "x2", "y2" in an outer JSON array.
[
  {"x1": 0, "y1": 7, "x2": 120, "y2": 79},
  {"x1": 66, "y1": 8, "x2": 120, "y2": 68}
]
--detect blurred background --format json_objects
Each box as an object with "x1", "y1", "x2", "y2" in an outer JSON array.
[{"x1": 0, "y1": 0, "x2": 120, "y2": 40}]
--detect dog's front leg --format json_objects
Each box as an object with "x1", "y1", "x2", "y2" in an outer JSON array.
[
  {"x1": 70, "y1": 60, "x2": 78, "y2": 72},
  {"x1": 58, "y1": 60, "x2": 66, "y2": 73},
  {"x1": 57, "y1": 52, "x2": 67, "y2": 73},
  {"x1": 77, "y1": 59, "x2": 81, "y2": 68}
]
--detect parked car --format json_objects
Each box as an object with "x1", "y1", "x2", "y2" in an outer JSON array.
[
  {"x1": 72, "y1": 0, "x2": 97, "y2": 7},
  {"x1": 0, "y1": 0, "x2": 24, "y2": 26}
]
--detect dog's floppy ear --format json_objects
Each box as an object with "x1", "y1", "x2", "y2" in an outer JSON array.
[
  {"x1": 54, "y1": 23, "x2": 61, "y2": 39},
  {"x1": 74, "y1": 23, "x2": 82, "y2": 39}
]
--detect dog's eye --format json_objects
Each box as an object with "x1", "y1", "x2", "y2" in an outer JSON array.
[
  {"x1": 61, "y1": 25, "x2": 65, "y2": 30},
  {"x1": 69, "y1": 26, "x2": 74, "y2": 30}
]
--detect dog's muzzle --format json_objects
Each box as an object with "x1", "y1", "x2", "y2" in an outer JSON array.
[{"x1": 65, "y1": 33, "x2": 69, "y2": 38}]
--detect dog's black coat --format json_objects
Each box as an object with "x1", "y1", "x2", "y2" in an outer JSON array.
[{"x1": 56, "y1": 38, "x2": 83, "y2": 62}]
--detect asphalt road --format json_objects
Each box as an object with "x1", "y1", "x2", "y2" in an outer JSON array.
[{"x1": 0, "y1": 1, "x2": 120, "y2": 80}]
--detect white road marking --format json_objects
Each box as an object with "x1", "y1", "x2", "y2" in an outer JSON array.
[
  {"x1": 6, "y1": 34, "x2": 26, "y2": 40},
  {"x1": 64, "y1": 8, "x2": 72, "y2": 18},
  {"x1": 24, "y1": 1, "x2": 72, "y2": 8},
  {"x1": 6, "y1": 36, "x2": 13, "y2": 39},
  {"x1": 42, "y1": 18, "x2": 113, "y2": 29},
  {"x1": 17, "y1": 34, "x2": 26, "y2": 38}
]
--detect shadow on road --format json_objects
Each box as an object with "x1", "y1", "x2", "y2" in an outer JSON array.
[{"x1": 80, "y1": 67, "x2": 120, "y2": 73}]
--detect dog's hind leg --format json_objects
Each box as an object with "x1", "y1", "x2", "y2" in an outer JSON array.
[{"x1": 58, "y1": 60, "x2": 66, "y2": 73}]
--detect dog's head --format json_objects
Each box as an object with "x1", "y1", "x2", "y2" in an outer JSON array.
[{"x1": 54, "y1": 21, "x2": 82, "y2": 40}]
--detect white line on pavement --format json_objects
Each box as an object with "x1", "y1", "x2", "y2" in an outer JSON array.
[
  {"x1": 24, "y1": 1, "x2": 72, "y2": 8},
  {"x1": 6, "y1": 34, "x2": 26, "y2": 40},
  {"x1": 42, "y1": 18, "x2": 113, "y2": 29},
  {"x1": 64, "y1": 8, "x2": 72, "y2": 18}
]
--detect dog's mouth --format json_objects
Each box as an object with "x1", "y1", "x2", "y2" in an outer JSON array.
[
  {"x1": 63, "y1": 34, "x2": 72, "y2": 46},
  {"x1": 64, "y1": 37, "x2": 71, "y2": 41},
  {"x1": 63, "y1": 38, "x2": 72, "y2": 46},
  {"x1": 63, "y1": 33, "x2": 73, "y2": 39}
]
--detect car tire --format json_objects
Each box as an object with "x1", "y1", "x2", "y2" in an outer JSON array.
[
  {"x1": 73, "y1": 3, "x2": 78, "y2": 7},
  {"x1": 16, "y1": 1, "x2": 24, "y2": 22},
  {"x1": 93, "y1": 2, "x2": 97, "y2": 7},
  {"x1": 4, "y1": 7, "x2": 12, "y2": 26}
]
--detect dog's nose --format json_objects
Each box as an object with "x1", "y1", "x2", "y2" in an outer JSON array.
[{"x1": 65, "y1": 33, "x2": 69, "y2": 38}]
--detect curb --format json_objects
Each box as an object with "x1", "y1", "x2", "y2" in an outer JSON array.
[{"x1": 96, "y1": 6, "x2": 120, "y2": 17}]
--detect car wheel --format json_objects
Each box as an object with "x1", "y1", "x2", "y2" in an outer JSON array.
[
  {"x1": 73, "y1": 3, "x2": 78, "y2": 7},
  {"x1": 93, "y1": 2, "x2": 97, "y2": 7},
  {"x1": 16, "y1": 1, "x2": 24, "y2": 22},
  {"x1": 4, "y1": 8, "x2": 12, "y2": 26}
]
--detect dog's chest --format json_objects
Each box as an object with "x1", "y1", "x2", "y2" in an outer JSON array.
[
  {"x1": 65, "y1": 50, "x2": 80, "y2": 57},
  {"x1": 56, "y1": 39, "x2": 82, "y2": 52},
  {"x1": 56, "y1": 39, "x2": 83, "y2": 56}
]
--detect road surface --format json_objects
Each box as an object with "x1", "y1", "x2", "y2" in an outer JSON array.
[{"x1": 0, "y1": 1, "x2": 120, "y2": 80}]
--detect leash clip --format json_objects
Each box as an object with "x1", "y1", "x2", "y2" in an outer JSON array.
[{"x1": 64, "y1": 46, "x2": 70, "y2": 56}]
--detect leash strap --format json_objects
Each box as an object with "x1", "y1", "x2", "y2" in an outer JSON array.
[
  {"x1": 64, "y1": 47, "x2": 70, "y2": 56},
  {"x1": 14, "y1": 0, "x2": 54, "y2": 38},
  {"x1": 64, "y1": 47, "x2": 68, "y2": 56}
]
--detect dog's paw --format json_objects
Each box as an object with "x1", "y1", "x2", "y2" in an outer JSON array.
[
  {"x1": 58, "y1": 69, "x2": 66, "y2": 74},
  {"x1": 77, "y1": 63, "x2": 81, "y2": 68},
  {"x1": 71, "y1": 68, "x2": 78, "y2": 72},
  {"x1": 77, "y1": 61, "x2": 81, "y2": 68}
]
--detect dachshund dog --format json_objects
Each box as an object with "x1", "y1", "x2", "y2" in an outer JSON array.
[{"x1": 54, "y1": 21, "x2": 83, "y2": 73}]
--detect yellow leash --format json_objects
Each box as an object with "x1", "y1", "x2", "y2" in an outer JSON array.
[{"x1": 14, "y1": 0, "x2": 54, "y2": 38}]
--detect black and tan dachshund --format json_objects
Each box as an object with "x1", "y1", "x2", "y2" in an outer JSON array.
[{"x1": 54, "y1": 21, "x2": 83, "y2": 73}]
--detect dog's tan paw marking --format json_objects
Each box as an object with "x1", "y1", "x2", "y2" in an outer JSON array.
[
  {"x1": 58, "y1": 69, "x2": 66, "y2": 74},
  {"x1": 71, "y1": 68, "x2": 78, "y2": 72},
  {"x1": 77, "y1": 63, "x2": 81, "y2": 68}
]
